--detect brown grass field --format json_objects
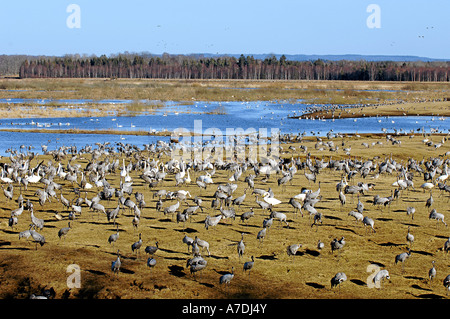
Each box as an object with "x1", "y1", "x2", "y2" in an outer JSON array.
[
  {"x1": 0, "y1": 132, "x2": 449, "y2": 300},
  {"x1": 0, "y1": 78, "x2": 449, "y2": 301}
]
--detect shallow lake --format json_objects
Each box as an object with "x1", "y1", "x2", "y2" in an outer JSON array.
[{"x1": 0, "y1": 100, "x2": 448, "y2": 156}]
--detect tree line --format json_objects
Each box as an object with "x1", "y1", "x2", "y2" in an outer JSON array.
[{"x1": 18, "y1": 53, "x2": 450, "y2": 82}]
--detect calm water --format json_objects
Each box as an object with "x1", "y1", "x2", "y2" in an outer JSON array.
[{"x1": 0, "y1": 99, "x2": 448, "y2": 156}]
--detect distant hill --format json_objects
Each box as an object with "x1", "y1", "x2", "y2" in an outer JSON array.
[{"x1": 197, "y1": 53, "x2": 448, "y2": 62}]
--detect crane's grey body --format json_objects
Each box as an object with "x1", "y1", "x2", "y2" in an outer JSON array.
[
  {"x1": 111, "y1": 250, "x2": 121, "y2": 275},
  {"x1": 30, "y1": 229, "x2": 45, "y2": 249},
  {"x1": 131, "y1": 233, "x2": 143, "y2": 258},
  {"x1": 373, "y1": 269, "x2": 390, "y2": 288},
  {"x1": 219, "y1": 267, "x2": 235, "y2": 286},
  {"x1": 428, "y1": 261, "x2": 436, "y2": 283},
  {"x1": 362, "y1": 216, "x2": 376, "y2": 233},
  {"x1": 58, "y1": 222, "x2": 71, "y2": 240},
  {"x1": 331, "y1": 272, "x2": 347, "y2": 289},
  {"x1": 147, "y1": 257, "x2": 156, "y2": 269},
  {"x1": 237, "y1": 233, "x2": 245, "y2": 259},
  {"x1": 444, "y1": 274, "x2": 450, "y2": 295},
  {"x1": 145, "y1": 241, "x2": 159, "y2": 257},
  {"x1": 108, "y1": 227, "x2": 120, "y2": 248},
  {"x1": 348, "y1": 210, "x2": 363, "y2": 223},
  {"x1": 243, "y1": 256, "x2": 254, "y2": 275},
  {"x1": 429, "y1": 209, "x2": 447, "y2": 227},
  {"x1": 395, "y1": 249, "x2": 411, "y2": 272},
  {"x1": 194, "y1": 237, "x2": 210, "y2": 256}
]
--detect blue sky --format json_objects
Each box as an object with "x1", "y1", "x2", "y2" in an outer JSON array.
[{"x1": 0, "y1": 1, "x2": 448, "y2": 59}]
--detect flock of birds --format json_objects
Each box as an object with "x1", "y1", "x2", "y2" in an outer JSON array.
[{"x1": 2, "y1": 129, "x2": 450, "y2": 299}]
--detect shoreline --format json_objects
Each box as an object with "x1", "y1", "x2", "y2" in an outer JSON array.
[
  {"x1": 289, "y1": 100, "x2": 450, "y2": 120},
  {"x1": 0, "y1": 128, "x2": 445, "y2": 139}
]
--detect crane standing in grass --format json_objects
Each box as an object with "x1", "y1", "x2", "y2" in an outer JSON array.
[
  {"x1": 58, "y1": 222, "x2": 71, "y2": 241},
  {"x1": 237, "y1": 233, "x2": 245, "y2": 259},
  {"x1": 331, "y1": 272, "x2": 347, "y2": 291},
  {"x1": 444, "y1": 274, "x2": 450, "y2": 295},
  {"x1": 287, "y1": 243, "x2": 302, "y2": 261},
  {"x1": 428, "y1": 261, "x2": 436, "y2": 285},
  {"x1": 108, "y1": 226, "x2": 120, "y2": 249},
  {"x1": 219, "y1": 267, "x2": 235, "y2": 288},
  {"x1": 111, "y1": 250, "x2": 121, "y2": 275},
  {"x1": 131, "y1": 233, "x2": 143, "y2": 259},
  {"x1": 395, "y1": 249, "x2": 411, "y2": 272},
  {"x1": 243, "y1": 256, "x2": 255, "y2": 276}
]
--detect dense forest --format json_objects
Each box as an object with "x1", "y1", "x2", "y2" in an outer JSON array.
[{"x1": 17, "y1": 53, "x2": 450, "y2": 81}]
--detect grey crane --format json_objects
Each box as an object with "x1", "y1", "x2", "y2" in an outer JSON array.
[
  {"x1": 191, "y1": 239, "x2": 201, "y2": 257},
  {"x1": 373, "y1": 269, "x2": 390, "y2": 289},
  {"x1": 131, "y1": 215, "x2": 140, "y2": 231},
  {"x1": 2, "y1": 184, "x2": 13, "y2": 201},
  {"x1": 287, "y1": 243, "x2": 302, "y2": 261},
  {"x1": 240, "y1": 208, "x2": 254, "y2": 224},
  {"x1": 317, "y1": 240, "x2": 325, "y2": 251},
  {"x1": 210, "y1": 198, "x2": 220, "y2": 210},
  {"x1": 90, "y1": 202, "x2": 106, "y2": 217},
  {"x1": 182, "y1": 234, "x2": 194, "y2": 253},
  {"x1": 189, "y1": 256, "x2": 207, "y2": 280},
  {"x1": 311, "y1": 212, "x2": 323, "y2": 231},
  {"x1": 205, "y1": 215, "x2": 222, "y2": 230},
  {"x1": 108, "y1": 226, "x2": 120, "y2": 249},
  {"x1": 444, "y1": 237, "x2": 450, "y2": 253},
  {"x1": 144, "y1": 241, "x2": 159, "y2": 257},
  {"x1": 194, "y1": 236, "x2": 210, "y2": 256},
  {"x1": 8, "y1": 216, "x2": 18, "y2": 230},
  {"x1": 356, "y1": 195, "x2": 364, "y2": 214},
  {"x1": 60, "y1": 193, "x2": 71, "y2": 211},
  {"x1": 30, "y1": 208, "x2": 44, "y2": 230},
  {"x1": 111, "y1": 250, "x2": 121, "y2": 275},
  {"x1": 429, "y1": 209, "x2": 447, "y2": 227},
  {"x1": 131, "y1": 233, "x2": 143, "y2": 258},
  {"x1": 106, "y1": 204, "x2": 121, "y2": 225},
  {"x1": 19, "y1": 229, "x2": 32, "y2": 241},
  {"x1": 255, "y1": 195, "x2": 271, "y2": 213},
  {"x1": 362, "y1": 216, "x2": 376, "y2": 233},
  {"x1": 406, "y1": 226, "x2": 414, "y2": 247},
  {"x1": 219, "y1": 266, "x2": 235, "y2": 287},
  {"x1": 10, "y1": 202, "x2": 24, "y2": 218},
  {"x1": 348, "y1": 210, "x2": 364, "y2": 223},
  {"x1": 35, "y1": 189, "x2": 49, "y2": 206},
  {"x1": 123, "y1": 197, "x2": 137, "y2": 214},
  {"x1": 406, "y1": 206, "x2": 415, "y2": 220},
  {"x1": 155, "y1": 198, "x2": 163, "y2": 212},
  {"x1": 304, "y1": 171, "x2": 316, "y2": 184},
  {"x1": 254, "y1": 225, "x2": 266, "y2": 244},
  {"x1": 289, "y1": 197, "x2": 303, "y2": 217},
  {"x1": 164, "y1": 201, "x2": 180, "y2": 218},
  {"x1": 262, "y1": 217, "x2": 273, "y2": 230},
  {"x1": 331, "y1": 237, "x2": 346, "y2": 255},
  {"x1": 330, "y1": 272, "x2": 347, "y2": 291},
  {"x1": 71, "y1": 204, "x2": 82, "y2": 216},
  {"x1": 58, "y1": 222, "x2": 71, "y2": 241},
  {"x1": 237, "y1": 233, "x2": 245, "y2": 259},
  {"x1": 176, "y1": 210, "x2": 189, "y2": 230},
  {"x1": 147, "y1": 257, "x2": 156, "y2": 270},
  {"x1": 428, "y1": 261, "x2": 436, "y2": 284},
  {"x1": 303, "y1": 202, "x2": 318, "y2": 220},
  {"x1": 443, "y1": 274, "x2": 450, "y2": 295},
  {"x1": 243, "y1": 256, "x2": 255, "y2": 276},
  {"x1": 395, "y1": 248, "x2": 411, "y2": 272},
  {"x1": 339, "y1": 191, "x2": 346, "y2": 207},
  {"x1": 232, "y1": 189, "x2": 247, "y2": 210},
  {"x1": 425, "y1": 191, "x2": 434, "y2": 209},
  {"x1": 29, "y1": 229, "x2": 46, "y2": 250},
  {"x1": 269, "y1": 209, "x2": 289, "y2": 228}
]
